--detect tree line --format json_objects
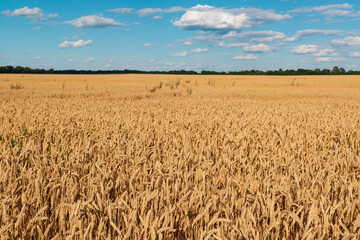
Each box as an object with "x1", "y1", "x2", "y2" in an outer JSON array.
[{"x1": 1, "y1": 65, "x2": 359, "y2": 75}]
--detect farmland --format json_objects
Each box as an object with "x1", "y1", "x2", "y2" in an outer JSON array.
[{"x1": 1, "y1": 74, "x2": 360, "y2": 239}]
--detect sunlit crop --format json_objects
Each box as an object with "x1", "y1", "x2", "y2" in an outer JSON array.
[{"x1": 1, "y1": 74, "x2": 360, "y2": 239}]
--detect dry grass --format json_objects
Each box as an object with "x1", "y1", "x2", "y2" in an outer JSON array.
[{"x1": 1, "y1": 74, "x2": 360, "y2": 239}]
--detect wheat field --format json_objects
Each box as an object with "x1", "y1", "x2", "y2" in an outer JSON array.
[{"x1": 1, "y1": 74, "x2": 360, "y2": 239}]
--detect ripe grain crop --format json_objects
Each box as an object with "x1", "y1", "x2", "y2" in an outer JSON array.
[{"x1": 1, "y1": 74, "x2": 360, "y2": 239}]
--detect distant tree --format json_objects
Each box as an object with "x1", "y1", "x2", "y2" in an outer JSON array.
[
  {"x1": 339, "y1": 67, "x2": 346, "y2": 74},
  {"x1": 14, "y1": 66, "x2": 24, "y2": 73},
  {"x1": 332, "y1": 66, "x2": 340, "y2": 74},
  {"x1": 323, "y1": 69, "x2": 331, "y2": 74}
]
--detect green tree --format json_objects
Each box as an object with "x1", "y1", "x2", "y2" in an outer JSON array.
[{"x1": 332, "y1": 66, "x2": 340, "y2": 74}]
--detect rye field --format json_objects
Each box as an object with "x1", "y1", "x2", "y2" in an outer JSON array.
[{"x1": 1, "y1": 74, "x2": 360, "y2": 239}]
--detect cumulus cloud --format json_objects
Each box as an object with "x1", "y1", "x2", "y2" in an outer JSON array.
[
  {"x1": 143, "y1": 43, "x2": 154, "y2": 47},
  {"x1": 180, "y1": 30, "x2": 287, "y2": 45},
  {"x1": 47, "y1": 13, "x2": 59, "y2": 18},
  {"x1": 191, "y1": 48, "x2": 208, "y2": 53},
  {"x1": 173, "y1": 5, "x2": 290, "y2": 33},
  {"x1": 224, "y1": 43, "x2": 247, "y2": 48},
  {"x1": 68, "y1": 58, "x2": 76, "y2": 62},
  {"x1": 106, "y1": 8, "x2": 134, "y2": 14},
  {"x1": 315, "y1": 57, "x2": 344, "y2": 62},
  {"x1": 291, "y1": 4, "x2": 360, "y2": 19},
  {"x1": 312, "y1": 48, "x2": 337, "y2": 57},
  {"x1": 286, "y1": 29, "x2": 342, "y2": 42},
  {"x1": 173, "y1": 51, "x2": 188, "y2": 57},
  {"x1": 1, "y1": 6, "x2": 58, "y2": 22},
  {"x1": 315, "y1": 57, "x2": 332, "y2": 62},
  {"x1": 291, "y1": 45, "x2": 339, "y2": 58},
  {"x1": 64, "y1": 15, "x2": 124, "y2": 28},
  {"x1": 291, "y1": 4, "x2": 353, "y2": 13},
  {"x1": 219, "y1": 42, "x2": 274, "y2": 53},
  {"x1": 243, "y1": 43, "x2": 273, "y2": 53},
  {"x1": 349, "y1": 52, "x2": 360, "y2": 57},
  {"x1": 291, "y1": 45, "x2": 318, "y2": 54},
  {"x1": 59, "y1": 39, "x2": 92, "y2": 48},
  {"x1": 332, "y1": 36, "x2": 360, "y2": 46},
  {"x1": 233, "y1": 54, "x2": 258, "y2": 60},
  {"x1": 84, "y1": 57, "x2": 94, "y2": 63},
  {"x1": 137, "y1": 8, "x2": 163, "y2": 17},
  {"x1": 137, "y1": 7, "x2": 186, "y2": 17}
]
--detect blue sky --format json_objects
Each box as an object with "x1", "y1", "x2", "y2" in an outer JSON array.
[{"x1": 1, "y1": 0, "x2": 360, "y2": 71}]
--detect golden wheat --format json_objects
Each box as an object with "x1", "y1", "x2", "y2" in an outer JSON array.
[{"x1": 1, "y1": 74, "x2": 360, "y2": 239}]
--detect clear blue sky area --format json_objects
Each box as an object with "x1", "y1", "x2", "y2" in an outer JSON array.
[{"x1": 1, "y1": 0, "x2": 360, "y2": 71}]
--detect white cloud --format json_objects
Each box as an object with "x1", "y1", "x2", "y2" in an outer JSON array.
[
  {"x1": 180, "y1": 30, "x2": 287, "y2": 45},
  {"x1": 166, "y1": 7, "x2": 186, "y2": 13},
  {"x1": 106, "y1": 8, "x2": 134, "y2": 14},
  {"x1": 315, "y1": 57, "x2": 332, "y2": 62},
  {"x1": 64, "y1": 15, "x2": 124, "y2": 28},
  {"x1": 164, "y1": 44, "x2": 175, "y2": 48},
  {"x1": 105, "y1": 64, "x2": 111, "y2": 68},
  {"x1": 33, "y1": 56, "x2": 43, "y2": 60},
  {"x1": 217, "y1": 41, "x2": 226, "y2": 47},
  {"x1": 191, "y1": 48, "x2": 208, "y2": 53},
  {"x1": 291, "y1": 4, "x2": 360, "y2": 19},
  {"x1": 286, "y1": 29, "x2": 342, "y2": 42},
  {"x1": 173, "y1": 51, "x2": 188, "y2": 57},
  {"x1": 291, "y1": 45, "x2": 318, "y2": 54},
  {"x1": 1, "y1": 6, "x2": 58, "y2": 22},
  {"x1": 137, "y1": 8, "x2": 163, "y2": 17},
  {"x1": 224, "y1": 43, "x2": 247, "y2": 48},
  {"x1": 108, "y1": 58, "x2": 114, "y2": 63},
  {"x1": 312, "y1": 48, "x2": 337, "y2": 57},
  {"x1": 291, "y1": 4, "x2": 353, "y2": 13},
  {"x1": 291, "y1": 45, "x2": 339, "y2": 58},
  {"x1": 137, "y1": 7, "x2": 185, "y2": 17},
  {"x1": 332, "y1": 36, "x2": 360, "y2": 46},
  {"x1": 48, "y1": 13, "x2": 59, "y2": 18},
  {"x1": 243, "y1": 43, "x2": 273, "y2": 53},
  {"x1": 183, "y1": 41, "x2": 192, "y2": 45},
  {"x1": 84, "y1": 57, "x2": 94, "y2": 63},
  {"x1": 68, "y1": 58, "x2": 76, "y2": 62},
  {"x1": 2, "y1": 6, "x2": 43, "y2": 18},
  {"x1": 349, "y1": 52, "x2": 360, "y2": 57},
  {"x1": 143, "y1": 43, "x2": 154, "y2": 47},
  {"x1": 233, "y1": 54, "x2": 258, "y2": 60},
  {"x1": 153, "y1": 16, "x2": 162, "y2": 19},
  {"x1": 173, "y1": 5, "x2": 290, "y2": 32},
  {"x1": 59, "y1": 39, "x2": 92, "y2": 48},
  {"x1": 220, "y1": 42, "x2": 273, "y2": 53}
]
